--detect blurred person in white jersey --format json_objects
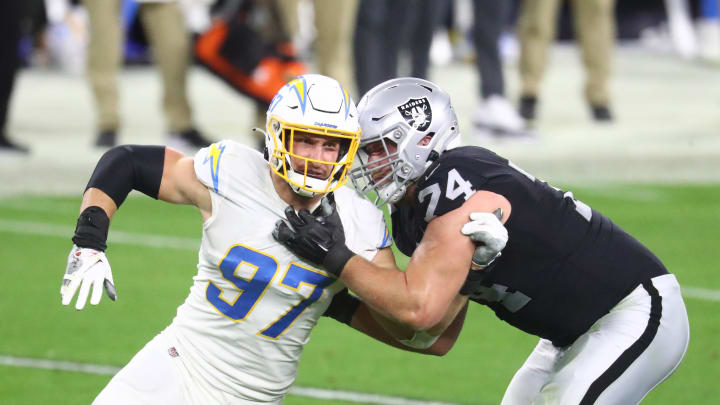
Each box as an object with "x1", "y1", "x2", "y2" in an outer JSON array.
[{"x1": 59, "y1": 74, "x2": 477, "y2": 404}]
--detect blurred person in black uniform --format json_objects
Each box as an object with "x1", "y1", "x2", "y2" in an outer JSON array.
[
  {"x1": 0, "y1": 0, "x2": 31, "y2": 153},
  {"x1": 354, "y1": 0, "x2": 527, "y2": 138},
  {"x1": 354, "y1": 0, "x2": 451, "y2": 96},
  {"x1": 275, "y1": 78, "x2": 689, "y2": 404},
  {"x1": 471, "y1": 0, "x2": 527, "y2": 138}
]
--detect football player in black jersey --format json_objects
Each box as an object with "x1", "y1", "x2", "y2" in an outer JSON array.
[{"x1": 274, "y1": 78, "x2": 689, "y2": 404}]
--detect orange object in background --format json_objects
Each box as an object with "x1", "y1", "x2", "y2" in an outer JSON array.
[{"x1": 195, "y1": 19, "x2": 306, "y2": 104}]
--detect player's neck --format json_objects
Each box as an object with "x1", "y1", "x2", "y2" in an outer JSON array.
[
  {"x1": 270, "y1": 169, "x2": 324, "y2": 210},
  {"x1": 397, "y1": 184, "x2": 418, "y2": 206}
]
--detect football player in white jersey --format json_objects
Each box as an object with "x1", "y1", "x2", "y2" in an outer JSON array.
[{"x1": 60, "y1": 74, "x2": 488, "y2": 404}]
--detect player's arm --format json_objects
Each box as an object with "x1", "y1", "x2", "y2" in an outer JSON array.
[
  {"x1": 327, "y1": 246, "x2": 468, "y2": 354},
  {"x1": 61, "y1": 145, "x2": 210, "y2": 310},
  {"x1": 276, "y1": 190, "x2": 509, "y2": 330},
  {"x1": 79, "y1": 146, "x2": 210, "y2": 218},
  {"x1": 355, "y1": 191, "x2": 509, "y2": 329},
  {"x1": 322, "y1": 248, "x2": 467, "y2": 355},
  {"x1": 350, "y1": 300, "x2": 468, "y2": 356}
]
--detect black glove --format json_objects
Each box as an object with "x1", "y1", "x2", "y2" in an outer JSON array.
[{"x1": 273, "y1": 199, "x2": 356, "y2": 277}]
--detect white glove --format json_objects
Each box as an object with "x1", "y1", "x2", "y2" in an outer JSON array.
[
  {"x1": 61, "y1": 245, "x2": 117, "y2": 310},
  {"x1": 461, "y1": 210, "x2": 508, "y2": 269}
]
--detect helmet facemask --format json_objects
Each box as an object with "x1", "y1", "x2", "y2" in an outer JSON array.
[
  {"x1": 351, "y1": 78, "x2": 460, "y2": 207},
  {"x1": 350, "y1": 128, "x2": 414, "y2": 206},
  {"x1": 267, "y1": 117, "x2": 359, "y2": 197},
  {"x1": 265, "y1": 74, "x2": 361, "y2": 198}
]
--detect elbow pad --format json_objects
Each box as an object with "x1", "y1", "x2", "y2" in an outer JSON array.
[
  {"x1": 86, "y1": 145, "x2": 165, "y2": 207},
  {"x1": 398, "y1": 330, "x2": 440, "y2": 350}
]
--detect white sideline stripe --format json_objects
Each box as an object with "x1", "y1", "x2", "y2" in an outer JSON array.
[
  {"x1": 1, "y1": 218, "x2": 719, "y2": 303},
  {"x1": 0, "y1": 355, "x2": 458, "y2": 405},
  {"x1": 679, "y1": 287, "x2": 720, "y2": 302},
  {"x1": 288, "y1": 386, "x2": 458, "y2": 405},
  {"x1": 0, "y1": 355, "x2": 121, "y2": 375},
  {"x1": 0, "y1": 219, "x2": 198, "y2": 250}
]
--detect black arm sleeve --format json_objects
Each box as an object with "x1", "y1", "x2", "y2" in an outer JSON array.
[
  {"x1": 322, "y1": 288, "x2": 362, "y2": 326},
  {"x1": 86, "y1": 145, "x2": 166, "y2": 208}
]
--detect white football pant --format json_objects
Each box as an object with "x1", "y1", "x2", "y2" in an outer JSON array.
[
  {"x1": 93, "y1": 328, "x2": 279, "y2": 405},
  {"x1": 500, "y1": 274, "x2": 689, "y2": 405}
]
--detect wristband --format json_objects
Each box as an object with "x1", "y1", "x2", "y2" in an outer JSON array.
[
  {"x1": 398, "y1": 330, "x2": 440, "y2": 350},
  {"x1": 71, "y1": 206, "x2": 110, "y2": 251}
]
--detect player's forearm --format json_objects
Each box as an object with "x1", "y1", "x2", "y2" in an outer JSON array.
[
  {"x1": 80, "y1": 188, "x2": 117, "y2": 218},
  {"x1": 340, "y1": 256, "x2": 448, "y2": 331},
  {"x1": 426, "y1": 294, "x2": 469, "y2": 336},
  {"x1": 349, "y1": 305, "x2": 439, "y2": 355},
  {"x1": 359, "y1": 300, "x2": 467, "y2": 356},
  {"x1": 425, "y1": 302, "x2": 467, "y2": 356}
]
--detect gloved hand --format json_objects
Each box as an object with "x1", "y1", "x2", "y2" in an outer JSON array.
[
  {"x1": 273, "y1": 198, "x2": 355, "y2": 277},
  {"x1": 61, "y1": 245, "x2": 117, "y2": 310},
  {"x1": 461, "y1": 208, "x2": 507, "y2": 269},
  {"x1": 459, "y1": 209, "x2": 507, "y2": 296}
]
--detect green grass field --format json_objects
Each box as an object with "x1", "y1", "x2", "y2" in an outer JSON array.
[{"x1": 1, "y1": 184, "x2": 718, "y2": 404}]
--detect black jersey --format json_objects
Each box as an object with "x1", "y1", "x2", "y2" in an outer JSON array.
[{"x1": 391, "y1": 146, "x2": 668, "y2": 347}]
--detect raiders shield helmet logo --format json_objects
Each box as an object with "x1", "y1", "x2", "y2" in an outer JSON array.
[{"x1": 397, "y1": 97, "x2": 432, "y2": 132}]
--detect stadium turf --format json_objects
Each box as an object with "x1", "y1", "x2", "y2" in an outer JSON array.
[{"x1": 0, "y1": 184, "x2": 718, "y2": 404}]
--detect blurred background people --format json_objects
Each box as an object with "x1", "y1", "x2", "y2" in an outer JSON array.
[
  {"x1": 0, "y1": 0, "x2": 31, "y2": 153},
  {"x1": 82, "y1": 0, "x2": 211, "y2": 148},
  {"x1": 354, "y1": 0, "x2": 451, "y2": 96},
  {"x1": 353, "y1": 0, "x2": 527, "y2": 139},
  {"x1": 470, "y1": 0, "x2": 527, "y2": 138},
  {"x1": 517, "y1": 0, "x2": 617, "y2": 123},
  {"x1": 194, "y1": 0, "x2": 306, "y2": 150},
  {"x1": 277, "y1": 0, "x2": 358, "y2": 92}
]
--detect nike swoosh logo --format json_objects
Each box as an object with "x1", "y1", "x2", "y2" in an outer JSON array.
[
  {"x1": 424, "y1": 165, "x2": 440, "y2": 181},
  {"x1": 371, "y1": 112, "x2": 392, "y2": 121}
]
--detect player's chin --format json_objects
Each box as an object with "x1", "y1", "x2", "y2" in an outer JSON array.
[
  {"x1": 370, "y1": 170, "x2": 391, "y2": 185},
  {"x1": 306, "y1": 171, "x2": 331, "y2": 180}
]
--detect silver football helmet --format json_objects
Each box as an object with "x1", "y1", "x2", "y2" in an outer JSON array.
[{"x1": 349, "y1": 77, "x2": 460, "y2": 206}]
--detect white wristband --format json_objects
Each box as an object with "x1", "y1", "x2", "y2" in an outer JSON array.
[{"x1": 398, "y1": 330, "x2": 440, "y2": 349}]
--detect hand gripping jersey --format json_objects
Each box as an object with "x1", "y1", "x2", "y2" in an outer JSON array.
[
  {"x1": 392, "y1": 146, "x2": 668, "y2": 347},
  {"x1": 169, "y1": 141, "x2": 391, "y2": 402}
]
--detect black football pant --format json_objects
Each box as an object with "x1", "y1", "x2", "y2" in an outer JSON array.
[{"x1": 473, "y1": 0, "x2": 511, "y2": 99}]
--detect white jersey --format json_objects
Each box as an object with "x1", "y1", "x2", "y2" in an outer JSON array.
[{"x1": 169, "y1": 141, "x2": 391, "y2": 403}]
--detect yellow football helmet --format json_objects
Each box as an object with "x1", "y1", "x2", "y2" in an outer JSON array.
[{"x1": 265, "y1": 74, "x2": 361, "y2": 197}]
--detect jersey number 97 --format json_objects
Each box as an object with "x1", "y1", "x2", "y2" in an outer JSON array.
[{"x1": 206, "y1": 244, "x2": 335, "y2": 339}]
